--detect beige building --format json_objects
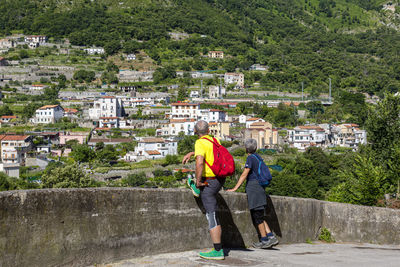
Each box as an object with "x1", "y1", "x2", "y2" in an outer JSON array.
[
  {"x1": 244, "y1": 121, "x2": 278, "y2": 148},
  {"x1": 208, "y1": 51, "x2": 224, "y2": 59},
  {"x1": 0, "y1": 135, "x2": 32, "y2": 165},
  {"x1": 209, "y1": 122, "x2": 230, "y2": 140}
]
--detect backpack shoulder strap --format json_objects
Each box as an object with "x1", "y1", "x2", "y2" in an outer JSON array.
[
  {"x1": 250, "y1": 154, "x2": 262, "y2": 176},
  {"x1": 201, "y1": 136, "x2": 220, "y2": 147}
]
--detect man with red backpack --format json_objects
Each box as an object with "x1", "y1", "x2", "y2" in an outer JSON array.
[{"x1": 182, "y1": 120, "x2": 234, "y2": 260}]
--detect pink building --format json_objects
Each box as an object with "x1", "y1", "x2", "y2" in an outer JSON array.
[{"x1": 59, "y1": 132, "x2": 89, "y2": 145}]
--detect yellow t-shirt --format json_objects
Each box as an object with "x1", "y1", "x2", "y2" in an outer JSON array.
[{"x1": 194, "y1": 135, "x2": 221, "y2": 177}]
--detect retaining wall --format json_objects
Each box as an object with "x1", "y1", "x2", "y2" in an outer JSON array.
[{"x1": 0, "y1": 188, "x2": 399, "y2": 267}]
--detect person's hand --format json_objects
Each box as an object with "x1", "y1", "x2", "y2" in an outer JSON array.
[
  {"x1": 182, "y1": 152, "x2": 194, "y2": 164},
  {"x1": 226, "y1": 188, "x2": 237, "y2": 192},
  {"x1": 196, "y1": 180, "x2": 207, "y2": 187}
]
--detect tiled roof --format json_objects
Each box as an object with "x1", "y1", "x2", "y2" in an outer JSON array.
[
  {"x1": 101, "y1": 96, "x2": 115, "y2": 99},
  {"x1": 170, "y1": 119, "x2": 196, "y2": 123},
  {"x1": 1, "y1": 135, "x2": 30, "y2": 141},
  {"x1": 171, "y1": 103, "x2": 198, "y2": 106},
  {"x1": 0, "y1": 135, "x2": 6, "y2": 141},
  {"x1": 210, "y1": 109, "x2": 223, "y2": 112},
  {"x1": 141, "y1": 138, "x2": 165, "y2": 143},
  {"x1": 145, "y1": 150, "x2": 161, "y2": 155},
  {"x1": 247, "y1": 117, "x2": 262, "y2": 121},
  {"x1": 1, "y1": 115, "x2": 17, "y2": 119},
  {"x1": 250, "y1": 122, "x2": 269, "y2": 126},
  {"x1": 38, "y1": 105, "x2": 61, "y2": 110},
  {"x1": 64, "y1": 108, "x2": 78, "y2": 113},
  {"x1": 298, "y1": 126, "x2": 324, "y2": 131}
]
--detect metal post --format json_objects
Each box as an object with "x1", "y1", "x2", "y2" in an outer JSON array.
[
  {"x1": 329, "y1": 78, "x2": 332, "y2": 103},
  {"x1": 301, "y1": 82, "x2": 304, "y2": 101}
]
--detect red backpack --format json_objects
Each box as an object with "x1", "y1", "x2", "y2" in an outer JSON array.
[{"x1": 202, "y1": 137, "x2": 235, "y2": 178}]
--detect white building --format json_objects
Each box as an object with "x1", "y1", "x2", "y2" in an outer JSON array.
[
  {"x1": 34, "y1": 105, "x2": 64, "y2": 124},
  {"x1": 124, "y1": 137, "x2": 177, "y2": 161},
  {"x1": 0, "y1": 135, "x2": 32, "y2": 164},
  {"x1": 208, "y1": 109, "x2": 226, "y2": 122},
  {"x1": 209, "y1": 86, "x2": 226, "y2": 99},
  {"x1": 126, "y1": 54, "x2": 136, "y2": 60},
  {"x1": 239, "y1": 114, "x2": 249, "y2": 124},
  {"x1": 89, "y1": 96, "x2": 123, "y2": 120},
  {"x1": 161, "y1": 119, "x2": 196, "y2": 136},
  {"x1": 99, "y1": 117, "x2": 120, "y2": 129},
  {"x1": 331, "y1": 124, "x2": 367, "y2": 149},
  {"x1": 249, "y1": 64, "x2": 268, "y2": 71},
  {"x1": 246, "y1": 117, "x2": 265, "y2": 128},
  {"x1": 29, "y1": 84, "x2": 47, "y2": 91},
  {"x1": 190, "y1": 90, "x2": 200, "y2": 98},
  {"x1": 0, "y1": 38, "x2": 16, "y2": 49},
  {"x1": 224, "y1": 72, "x2": 244, "y2": 88},
  {"x1": 24, "y1": 35, "x2": 48, "y2": 44},
  {"x1": 170, "y1": 103, "x2": 199, "y2": 120},
  {"x1": 84, "y1": 47, "x2": 105, "y2": 55},
  {"x1": 287, "y1": 126, "x2": 326, "y2": 151}
]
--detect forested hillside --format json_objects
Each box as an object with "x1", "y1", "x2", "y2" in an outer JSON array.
[{"x1": 1, "y1": 0, "x2": 400, "y2": 96}]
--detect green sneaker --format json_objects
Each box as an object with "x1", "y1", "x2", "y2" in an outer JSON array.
[
  {"x1": 187, "y1": 174, "x2": 200, "y2": 197},
  {"x1": 199, "y1": 248, "x2": 224, "y2": 260}
]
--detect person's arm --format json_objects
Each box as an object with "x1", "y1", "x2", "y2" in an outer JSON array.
[
  {"x1": 195, "y1": 155, "x2": 207, "y2": 187},
  {"x1": 182, "y1": 151, "x2": 195, "y2": 164},
  {"x1": 227, "y1": 168, "x2": 250, "y2": 192}
]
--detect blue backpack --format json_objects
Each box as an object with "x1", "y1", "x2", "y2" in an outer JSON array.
[{"x1": 251, "y1": 154, "x2": 272, "y2": 187}]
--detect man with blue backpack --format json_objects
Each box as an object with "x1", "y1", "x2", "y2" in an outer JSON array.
[{"x1": 227, "y1": 138, "x2": 279, "y2": 249}]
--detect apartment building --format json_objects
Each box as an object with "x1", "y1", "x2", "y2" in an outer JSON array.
[
  {"x1": 34, "y1": 105, "x2": 64, "y2": 124},
  {"x1": 124, "y1": 137, "x2": 177, "y2": 162},
  {"x1": 89, "y1": 96, "x2": 123, "y2": 120},
  {"x1": 224, "y1": 72, "x2": 244, "y2": 88},
  {"x1": 0, "y1": 135, "x2": 32, "y2": 164},
  {"x1": 170, "y1": 103, "x2": 199, "y2": 120}
]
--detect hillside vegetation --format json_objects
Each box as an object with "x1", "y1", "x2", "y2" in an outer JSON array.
[{"x1": 1, "y1": 0, "x2": 400, "y2": 96}]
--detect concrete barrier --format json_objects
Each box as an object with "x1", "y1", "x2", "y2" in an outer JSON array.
[{"x1": 0, "y1": 188, "x2": 399, "y2": 267}]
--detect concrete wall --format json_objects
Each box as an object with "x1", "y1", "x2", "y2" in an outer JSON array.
[{"x1": 0, "y1": 188, "x2": 399, "y2": 267}]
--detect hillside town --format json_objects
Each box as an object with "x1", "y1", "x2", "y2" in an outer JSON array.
[{"x1": 0, "y1": 34, "x2": 369, "y2": 179}]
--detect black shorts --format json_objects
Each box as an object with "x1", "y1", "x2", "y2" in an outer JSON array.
[{"x1": 200, "y1": 178, "x2": 225, "y2": 213}]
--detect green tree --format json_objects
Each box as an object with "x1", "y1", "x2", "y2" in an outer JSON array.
[
  {"x1": 0, "y1": 105, "x2": 13, "y2": 116},
  {"x1": 0, "y1": 172, "x2": 16, "y2": 191},
  {"x1": 70, "y1": 144, "x2": 95, "y2": 163},
  {"x1": 327, "y1": 154, "x2": 388, "y2": 206},
  {"x1": 124, "y1": 172, "x2": 147, "y2": 187},
  {"x1": 41, "y1": 163, "x2": 98, "y2": 188},
  {"x1": 178, "y1": 134, "x2": 198, "y2": 155},
  {"x1": 104, "y1": 40, "x2": 122, "y2": 55}
]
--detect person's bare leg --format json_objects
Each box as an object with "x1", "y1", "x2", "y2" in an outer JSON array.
[
  {"x1": 210, "y1": 225, "x2": 221, "y2": 243},
  {"x1": 264, "y1": 221, "x2": 272, "y2": 234},
  {"x1": 257, "y1": 222, "x2": 267, "y2": 237}
]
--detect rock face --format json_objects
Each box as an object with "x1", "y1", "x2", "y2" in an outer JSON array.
[{"x1": 0, "y1": 188, "x2": 399, "y2": 267}]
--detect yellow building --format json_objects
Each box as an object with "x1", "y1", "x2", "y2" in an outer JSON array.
[
  {"x1": 244, "y1": 121, "x2": 278, "y2": 148},
  {"x1": 209, "y1": 122, "x2": 230, "y2": 140}
]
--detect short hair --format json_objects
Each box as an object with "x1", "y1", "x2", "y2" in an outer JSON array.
[
  {"x1": 245, "y1": 139, "x2": 257, "y2": 154},
  {"x1": 194, "y1": 120, "x2": 209, "y2": 135}
]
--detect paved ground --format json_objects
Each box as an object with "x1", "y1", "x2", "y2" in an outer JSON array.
[{"x1": 98, "y1": 242, "x2": 400, "y2": 267}]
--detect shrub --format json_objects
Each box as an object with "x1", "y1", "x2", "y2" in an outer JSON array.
[
  {"x1": 125, "y1": 172, "x2": 147, "y2": 187},
  {"x1": 318, "y1": 227, "x2": 335, "y2": 243}
]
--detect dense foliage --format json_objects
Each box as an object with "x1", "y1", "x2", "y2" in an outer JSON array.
[{"x1": 1, "y1": 0, "x2": 399, "y2": 96}]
